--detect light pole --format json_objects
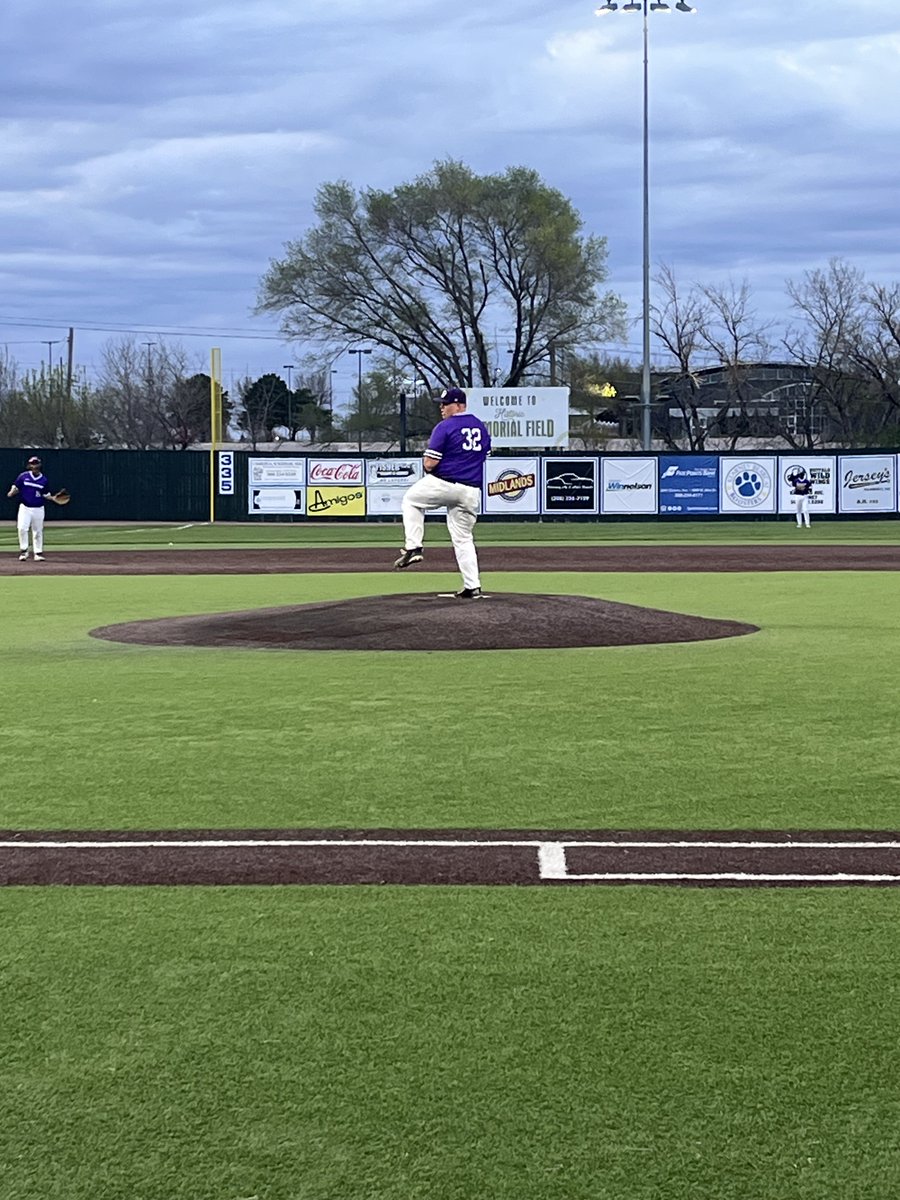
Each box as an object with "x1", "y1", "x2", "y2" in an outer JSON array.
[
  {"x1": 595, "y1": 0, "x2": 697, "y2": 450},
  {"x1": 43, "y1": 339, "x2": 62, "y2": 371},
  {"x1": 348, "y1": 348, "x2": 372, "y2": 452},
  {"x1": 283, "y1": 364, "x2": 293, "y2": 437}
]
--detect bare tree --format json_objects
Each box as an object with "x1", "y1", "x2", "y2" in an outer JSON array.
[
  {"x1": 784, "y1": 258, "x2": 870, "y2": 447},
  {"x1": 651, "y1": 265, "x2": 711, "y2": 449}
]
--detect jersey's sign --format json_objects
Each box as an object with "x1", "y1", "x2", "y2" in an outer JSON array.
[
  {"x1": 467, "y1": 388, "x2": 569, "y2": 449},
  {"x1": 838, "y1": 454, "x2": 897, "y2": 513}
]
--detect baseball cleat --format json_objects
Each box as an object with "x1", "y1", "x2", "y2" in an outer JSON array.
[
  {"x1": 394, "y1": 547, "x2": 423, "y2": 569},
  {"x1": 34, "y1": 554, "x2": 45, "y2": 561},
  {"x1": 18, "y1": 551, "x2": 28, "y2": 560},
  {"x1": 454, "y1": 587, "x2": 484, "y2": 599}
]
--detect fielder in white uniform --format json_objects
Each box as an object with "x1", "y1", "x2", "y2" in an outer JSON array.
[{"x1": 7, "y1": 455, "x2": 66, "y2": 561}]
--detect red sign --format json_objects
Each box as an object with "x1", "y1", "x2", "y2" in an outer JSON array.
[{"x1": 308, "y1": 460, "x2": 363, "y2": 484}]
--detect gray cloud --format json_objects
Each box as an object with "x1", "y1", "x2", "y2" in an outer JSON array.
[{"x1": 3, "y1": 0, "x2": 900, "y2": 390}]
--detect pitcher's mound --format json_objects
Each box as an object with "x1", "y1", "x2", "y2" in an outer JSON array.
[{"x1": 89, "y1": 592, "x2": 758, "y2": 652}]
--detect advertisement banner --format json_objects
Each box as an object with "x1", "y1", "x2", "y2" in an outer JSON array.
[
  {"x1": 542, "y1": 458, "x2": 599, "y2": 514},
  {"x1": 217, "y1": 450, "x2": 234, "y2": 496},
  {"x1": 366, "y1": 459, "x2": 422, "y2": 489},
  {"x1": 658, "y1": 456, "x2": 718, "y2": 514},
  {"x1": 467, "y1": 387, "x2": 569, "y2": 448},
  {"x1": 483, "y1": 457, "x2": 540, "y2": 514},
  {"x1": 306, "y1": 487, "x2": 366, "y2": 517},
  {"x1": 719, "y1": 457, "x2": 777, "y2": 514},
  {"x1": 777, "y1": 457, "x2": 836, "y2": 514},
  {"x1": 600, "y1": 457, "x2": 657, "y2": 514},
  {"x1": 307, "y1": 459, "x2": 364, "y2": 487},
  {"x1": 249, "y1": 457, "x2": 306, "y2": 487},
  {"x1": 838, "y1": 454, "x2": 897, "y2": 513},
  {"x1": 367, "y1": 486, "x2": 410, "y2": 516},
  {"x1": 248, "y1": 487, "x2": 304, "y2": 514}
]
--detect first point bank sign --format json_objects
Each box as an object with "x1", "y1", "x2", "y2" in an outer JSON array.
[{"x1": 469, "y1": 387, "x2": 569, "y2": 449}]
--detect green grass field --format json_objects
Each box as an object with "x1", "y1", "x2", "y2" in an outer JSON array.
[{"x1": 2, "y1": 522, "x2": 899, "y2": 1199}]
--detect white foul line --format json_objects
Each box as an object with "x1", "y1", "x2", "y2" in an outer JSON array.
[
  {"x1": 2, "y1": 838, "x2": 900, "y2": 884},
  {"x1": 2, "y1": 839, "x2": 900, "y2": 850},
  {"x1": 544, "y1": 873, "x2": 900, "y2": 883}
]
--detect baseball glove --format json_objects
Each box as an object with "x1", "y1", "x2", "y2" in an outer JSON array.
[{"x1": 52, "y1": 489, "x2": 71, "y2": 505}]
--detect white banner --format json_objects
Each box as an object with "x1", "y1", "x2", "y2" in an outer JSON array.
[
  {"x1": 838, "y1": 454, "x2": 897, "y2": 512},
  {"x1": 467, "y1": 387, "x2": 569, "y2": 448},
  {"x1": 307, "y1": 459, "x2": 363, "y2": 486},
  {"x1": 600, "y1": 457, "x2": 657, "y2": 514},
  {"x1": 248, "y1": 457, "x2": 306, "y2": 486},
  {"x1": 483, "y1": 457, "x2": 540, "y2": 514},
  {"x1": 248, "y1": 487, "x2": 305, "y2": 514},
  {"x1": 777, "y1": 457, "x2": 836, "y2": 514},
  {"x1": 366, "y1": 459, "x2": 422, "y2": 488},
  {"x1": 719, "y1": 457, "x2": 777, "y2": 513},
  {"x1": 367, "y1": 486, "x2": 409, "y2": 515}
]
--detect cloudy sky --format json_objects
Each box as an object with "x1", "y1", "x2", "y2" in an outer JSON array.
[{"x1": 4, "y1": 0, "x2": 900, "y2": 406}]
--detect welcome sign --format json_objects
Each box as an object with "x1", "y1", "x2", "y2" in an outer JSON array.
[{"x1": 467, "y1": 388, "x2": 569, "y2": 449}]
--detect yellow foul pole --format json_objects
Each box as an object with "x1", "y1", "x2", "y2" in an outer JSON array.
[{"x1": 209, "y1": 348, "x2": 222, "y2": 523}]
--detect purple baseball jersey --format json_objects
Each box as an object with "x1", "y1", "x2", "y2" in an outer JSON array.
[
  {"x1": 12, "y1": 471, "x2": 52, "y2": 507},
  {"x1": 427, "y1": 413, "x2": 492, "y2": 487}
]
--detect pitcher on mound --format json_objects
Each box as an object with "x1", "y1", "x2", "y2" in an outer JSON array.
[{"x1": 393, "y1": 387, "x2": 492, "y2": 599}]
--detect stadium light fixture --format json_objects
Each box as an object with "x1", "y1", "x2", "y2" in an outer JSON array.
[{"x1": 594, "y1": 0, "x2": 698, "y2": 450}]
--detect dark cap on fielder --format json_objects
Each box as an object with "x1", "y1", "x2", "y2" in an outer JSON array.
[{"x1": 438, "y1": 387, "x2": 467, "y2": 404}]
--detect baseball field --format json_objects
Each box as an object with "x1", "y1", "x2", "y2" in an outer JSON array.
[{"x1": 2, "y1": 518, "x2": 899, "y2": 1199}]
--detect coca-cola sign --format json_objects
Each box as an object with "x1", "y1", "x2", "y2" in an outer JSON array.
[{"x1": 308, "y1": 459, "x2": 363, "y2": 484}]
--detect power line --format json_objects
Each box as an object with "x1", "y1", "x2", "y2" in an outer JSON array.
[{"x1": 0, "y1": 316, "x2": 286, "y2": 341}]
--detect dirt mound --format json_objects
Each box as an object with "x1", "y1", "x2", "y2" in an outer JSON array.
[{"x1": 89, "y1": 591, "x2": 758, "y2": 652}]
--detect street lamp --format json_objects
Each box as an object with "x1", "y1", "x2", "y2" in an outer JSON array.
[
  {"x1": 596, "y1": 0, "x2": 697, "y2": 450},
  {"x1": 348, "y1": 348, "x2": 372, "y2": 452},
  {"x1": 283, "y1": 364, "x2": 294, "y2": 437}
]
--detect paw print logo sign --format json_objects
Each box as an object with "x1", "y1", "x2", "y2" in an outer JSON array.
[{"x1": 721, "y1": 458, "x2": 776, "y2": 512}]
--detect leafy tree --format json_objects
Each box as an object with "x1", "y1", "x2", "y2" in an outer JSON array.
[
  {"x1": 257, "y1": 159, "x2": 625, "y2": 393},
  {"x1": 167, "y1": 373, "x2": 232, "y2": 450},
  {"x1": 236, "y1": 373, "x2": 288, "y2": 448}
]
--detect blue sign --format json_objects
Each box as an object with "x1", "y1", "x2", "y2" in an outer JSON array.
[{"x1": 658, "y1": 456, "x2": 719, "y2": 514}]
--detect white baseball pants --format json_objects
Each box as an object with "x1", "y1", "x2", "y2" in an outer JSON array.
[
  {"x1": 793, "y1": 495, "x2": 810, "y2": 527},
  {"x1": 18, "y1": 504, "x2": 46, "y2": 553},
  {"x1": 401, "y1": 475, "x2": 482, "y2": 590}
]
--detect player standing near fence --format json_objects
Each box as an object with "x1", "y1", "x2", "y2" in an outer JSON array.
[
  {"x1": 7, "y1": 455, "x2": 70, "y2": 561},
  {"x1": 393, "y1": 387, "x2": 492, "y2": 599},
  {"x1": 789, "y1": 468, "x2": 813, "y2": 528}
]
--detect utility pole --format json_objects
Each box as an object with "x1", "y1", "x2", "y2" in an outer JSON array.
[
  {"x1": 348, "y1": 348, "x2": 372, "y2": 453},
  {"x1": 283, "y1": 364, "x2": 293, "y2": 437},
  {"x1": 65, "y1": 327, "x2": 74, "y2": 404}
]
